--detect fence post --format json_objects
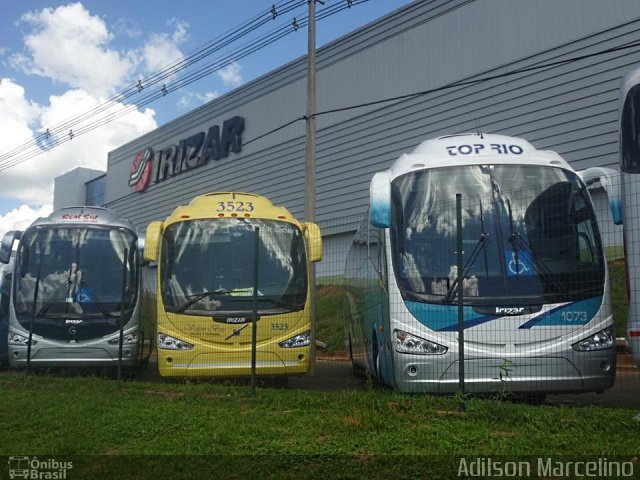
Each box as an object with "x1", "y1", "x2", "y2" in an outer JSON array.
[
  {"x1": 117, "y1": 247, "x2": 128, "y2": 382},
  {"x1": 250, "y1": 227, "x2": 260, "y2": 396},
  {"x1": 27, "y1": 255, "x2": 43, "y2": 376},
  {"x1": 456, "y1": 194, "x2": 466, "y2": 403}
]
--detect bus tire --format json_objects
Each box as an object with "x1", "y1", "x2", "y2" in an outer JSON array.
[
  {"x1": 522, "y1": 393, "x2": 546, "y2": 405},
  {"x1": 372, "y1": 333, "x2": 383, "y2": 386}
]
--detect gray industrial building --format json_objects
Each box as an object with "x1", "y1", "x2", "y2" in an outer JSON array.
[{"x1": 54, "y1": 0, "x2": 638, "y2": 275}]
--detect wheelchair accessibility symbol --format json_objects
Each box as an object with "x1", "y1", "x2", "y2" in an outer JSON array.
[
  {"x1": 75, "y1": 288, "x2": 94, "y2": 303},
  {"x1": 505, "y1": 250, "x2": 534, "y2": 276}
]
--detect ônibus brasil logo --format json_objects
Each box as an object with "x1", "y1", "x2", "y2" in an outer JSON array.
[{"x1": 128, "y1": 148, "x2": 154, "y2": 193}]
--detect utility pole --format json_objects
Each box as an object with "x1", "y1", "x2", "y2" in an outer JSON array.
[{"x1": 304, "y1": 0, "x2": 317, "y2": 375}]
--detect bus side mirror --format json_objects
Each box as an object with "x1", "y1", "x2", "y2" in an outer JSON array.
[
  {"x1": 0, "y1": 231, "x2": 22, "y2": 264},
  {"x1": 302, "y1": 222, "x2": 323, "y2": 263},
  {"x1": 620, "y1": 67, "x2": 640, "y2": 175},
  {"x1": 144, "y1": 221, "x2": 163, "y2": 263},
  {"x1": 577, "y1": 167, "x2": 622, "y2": 225},
  {"x1": 370, "y1": 171, "x2": 391, "y2": 228},
  {"x1": 137, "y1": 236, "x2": 149, "y2": 266}
]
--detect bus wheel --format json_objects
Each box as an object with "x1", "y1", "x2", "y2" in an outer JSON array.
[
  {"x1": 521, "y1": 393, "x2": 546, "y2": 405},
  {"x1": 348, "y1": 332, "x2": 354, "y2": 361},
  {"x1": 349, "y1": 333, "x2": 365, "y2": 378},
  {"x1": 372, "y1": 334, "x2": 383, "y2": 386}
]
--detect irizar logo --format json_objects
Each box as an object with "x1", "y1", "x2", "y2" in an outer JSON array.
[
  {"x1": 128, "y1": 116, "x2": 245, "y2": 193},
  {"x1": 128, "y1": 148, "x2": 154, "y2": 193},
  {"x1": 495, "y1": 306, "x2": 525, "y2": 316}
]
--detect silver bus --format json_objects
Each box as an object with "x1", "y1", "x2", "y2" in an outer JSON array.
[
  {"x1": 0, "y1": 206, "x2": 151, "y2": 368},
  {"x1": 619, "y1": 66, "x2": 640, "y2": 366},
  {"x1": 0, "y1": 254, "x2": 16, "y2": 365},
  {"x1": 344, "y1": 133, "x2": 619, "y2": 394}
]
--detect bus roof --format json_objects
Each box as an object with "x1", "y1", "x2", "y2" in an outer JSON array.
[
  {"x1": 27, "y1": 206, "x2": 137, "y2": 232},
  {"x1": 164, "y1": 192, "x2": 300, "y2": 226},
  {"x1": 388, "y1": 133, "x2": 571, "y2": 180}
]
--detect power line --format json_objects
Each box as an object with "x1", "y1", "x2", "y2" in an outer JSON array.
[
  {"x1": 101, "y1": 39, "x2": 640, "y2": 210},
  {"x1": 0, "y1": 0, "x2": 307, "y2": 163},
  {"x1": 0, "y1": 0, "x2": 364, "y2": 173},
  {"x1": 240, "y1": 39, "x2": 640, "y2": 149}
]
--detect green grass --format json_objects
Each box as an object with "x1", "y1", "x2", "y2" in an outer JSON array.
[
  {"x1": 318, "y1": 259, "x2": 630, "y2": 353},
  {"x1": 605, "y1": 245, "x2": 624, "y2": 262},
  {"x1": 315, "y1": 285, "x2": 345, "y2": 353},
  {"x1": 0, "y1": 374, "x2": 637, "y2": 479},
  {"x1": 609, "y1": 261, "x2": 628, "y2": 338}
]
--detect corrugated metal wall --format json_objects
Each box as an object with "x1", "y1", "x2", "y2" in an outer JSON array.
[{"x1": 106, "y1": 0, "x2": 640, "y2": 239}]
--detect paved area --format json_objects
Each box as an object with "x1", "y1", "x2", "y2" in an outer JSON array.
[
  {"x1": 290, "y1": 355, "x2": 640, "y2": 408},
  {"x1": 4, "y1": 353, "x2": 639, "y2": 408}
]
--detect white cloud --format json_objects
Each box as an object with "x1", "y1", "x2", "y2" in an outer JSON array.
[
  {"x1": 142, "y1": 19, "x2": 189, "y2": 77},
  {"x1": 0, "y1": 78, "x2": 157, "y2": 207},
  {"x1": 177, "y1": 90, "x2": 219, "y2": 109},
  {"x1": 113, "y1": 17, "x2": 143, "y2": 39},
  {"x1": 0, "y1": 79, "x2": 42, "y2": 143},
  {"x1": 217, "y1": 62, "x2": 242, "y2": 87},
  {"x1": 10, "y1": 2, "x2": 136, "y2": 97},
  {"x1": 0, "y1": 4, "x2": 200, "y2": 220},
  {"x1": 0, "y1": 204, "x2": 53, "y2": 239},
  {"x1": 9, "y1": 4, "x2": 193, "y2": 98}
]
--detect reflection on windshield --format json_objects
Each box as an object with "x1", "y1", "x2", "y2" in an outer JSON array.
[
  {"x1": 13, "y1": 226, "x2": 138, "y2": 339},
  {"x1": 161, "y1": 219, "x2": 307, "y2": 315},
  {"x1": 390, "y1": 165, "x2": 604, "y2": 304}
]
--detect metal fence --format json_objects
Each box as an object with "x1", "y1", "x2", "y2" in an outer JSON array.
[
  {"x1": 316, "y1": 171, "x2": 638, "y2": 406},
  {"x1": 1, "y1": 174, "x2": 638, "y2": 407}
]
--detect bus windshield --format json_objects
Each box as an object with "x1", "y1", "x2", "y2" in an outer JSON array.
[
  {"x1": 390, "y1": 164, "x2": 605, "y2": 305},
  {"x1": 161, "y1": 219, "x2": 307, "y2": 315},
  {"x1": 13, "y1": 226, "x2": 138, "y2": 339}
]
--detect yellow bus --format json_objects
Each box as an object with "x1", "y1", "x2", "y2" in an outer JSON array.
[{"x1": 144, "y1": 192, "x2": 322, "y2": 377}]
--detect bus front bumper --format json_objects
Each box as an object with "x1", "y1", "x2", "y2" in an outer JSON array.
[
  {"x1": 393, "y1": 350, "x2": 616, "y2": 394},
  {"x1": 7, "y1": 331, "x2": 142, "y2": 368},
  {"x1": 157, "y1": 347, "x2": 310, "y2": 377}
]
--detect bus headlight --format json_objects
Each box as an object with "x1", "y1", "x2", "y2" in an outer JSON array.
[
  {"x1": 158, "y1": 333, "x2": 194, "y2": 350},
  {"x1": 8, "y1": 332, "x2": 37, "y2": 346},
  {"x1": 572, "y1": 326, "x2": 614, "y2": 352},
  {"x1": 394, "y1": 330, "x2": 447, "y2": 355},
  {"x1": 279, "y1": 331, "x2": 311, "y2": 348},
  {"x1": 108, "y1": 332, "x2": 139, "y2": 345}
]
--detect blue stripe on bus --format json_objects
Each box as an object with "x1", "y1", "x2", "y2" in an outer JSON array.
[
  {"x1": 611, "y1": 198, "x2": 622, "y2": 225},
  {"x1": 405, "y1": 301, "x2": 497, "y2": 331},
  {"x1": 405, "y1": 295, "x2": 602, "y2": 331},
  {"x1": 517, "y1": 296, "x2": 602, "y2": 329}
]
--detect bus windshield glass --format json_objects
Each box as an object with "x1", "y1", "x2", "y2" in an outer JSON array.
[
  {"x1": 390, "y1": 164, "x2": 605, "y2": 305},
  {"x1": 161, "y1": 219, "x2": 307, "y2": 315},
  {"x1": 13, "y1": 226, "x2": 138, "y2": 337}
]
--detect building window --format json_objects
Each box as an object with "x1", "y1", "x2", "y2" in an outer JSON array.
[{"x1": 85, "y1": 175, "x2": 106, "y2": 206}]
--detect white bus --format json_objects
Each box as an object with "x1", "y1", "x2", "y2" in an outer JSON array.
[
  {"x1": 0, "y1": 253, "x2": 16, "y2": 365},
  {"x1": 0, "y1": 206, "x2": 151, "y2": 369},
  {"x1": 344, "y1": 133, "x2": 619, "y2": 394},
  {"x1": 619, "y1": 66, "x2": 640, "y2": 366}
]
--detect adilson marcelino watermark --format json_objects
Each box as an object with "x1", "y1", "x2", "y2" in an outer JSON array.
[{"x1": 457, "y1": 457, "x2": 636, "y2": 477}]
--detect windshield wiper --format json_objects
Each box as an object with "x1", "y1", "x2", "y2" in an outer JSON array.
[
  {"x1": 257, "y1": 297, "x2": 302, "y2": 309},
  {"x1": 173, "y1": 289, "x2": 231, "y2": 314},
  {"x1": 444, "y1": 199, "x2": 490, "y2": 303},
  {"x1": 225, "y1": 323, "x2": 249, "y2": 340},
  {"x1": 37, "y1": 282, "x2": 70, "y2": 317},
  {"x1": 443, "y1": 232, "x2": 489, "y2": 303},
  {"x1": 402, "y1": 290, "x2": 431, "y2": 301},
  {"x1": 37, "y1": 264, "x2": 77, "y2": 317},
  {"x1": 505, "y1": 199, "x2": 571, "y2": 301}
]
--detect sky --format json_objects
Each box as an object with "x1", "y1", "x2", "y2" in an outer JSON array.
[{"x1": 0, "y1": 0, "x2": 413, "y2": 237}]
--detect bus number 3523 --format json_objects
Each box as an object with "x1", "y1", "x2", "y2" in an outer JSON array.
[{"x1": 217, "y1": 201, "x2": 255, "y2": 212}]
